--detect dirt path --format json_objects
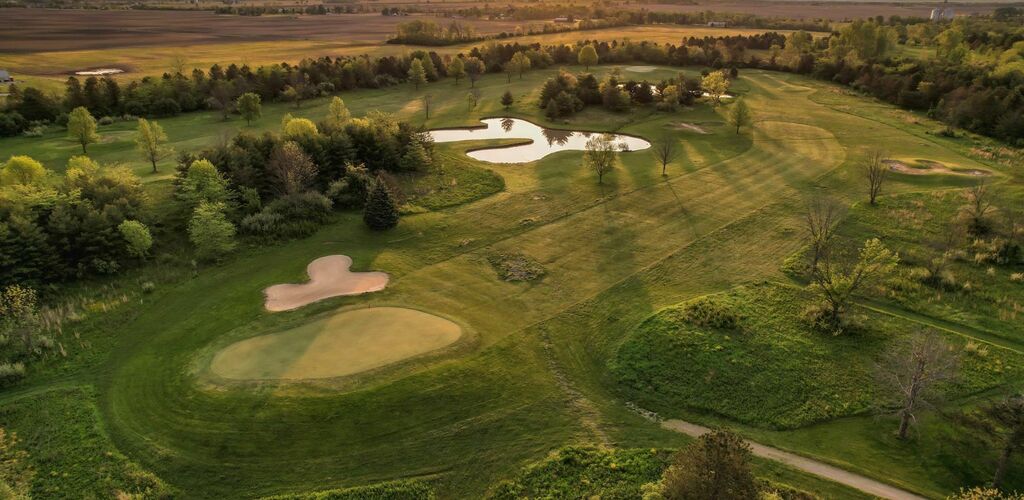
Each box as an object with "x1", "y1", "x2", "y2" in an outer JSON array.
[{"x1": 661, "y1": 419, "x2": 927, "y2": 500}]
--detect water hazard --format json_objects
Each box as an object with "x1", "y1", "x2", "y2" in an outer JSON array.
[{"x1": 427, "y1": 117, "x2": 651, "y2": 164}]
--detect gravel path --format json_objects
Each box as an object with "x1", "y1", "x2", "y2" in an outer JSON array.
[{"x1": 661, "y1": 419, "x2": 928, "y2": 500}]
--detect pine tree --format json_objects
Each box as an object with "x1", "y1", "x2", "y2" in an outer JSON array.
[
  {"x1": 363, "y1": 177, "x2": 399, "y2": 230},
  {"x1": 501, "y1": 90, "x2": 514, "y2": 109}
]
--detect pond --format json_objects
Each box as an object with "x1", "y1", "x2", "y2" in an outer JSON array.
[{"x1": 427, "y1": 117, "x2": 651, "y2": 164}]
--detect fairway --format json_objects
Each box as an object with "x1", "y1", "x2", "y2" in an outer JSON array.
[{"x1": 210, "y1": 307, "x2": 464, "y2": 380}]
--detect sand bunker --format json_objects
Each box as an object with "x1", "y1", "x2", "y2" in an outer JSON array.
[
  {"x1": 264, "y1": 255, "x2": 388, "y2": 312},
  {"x1": 210, "y1": 307, "x2": 463, "y2": 380},
  {"x1": 625, "y1": 65, "x2": 657, "y2": 73},
  {"x1": 884, "y1": 159, "x2": 990, "y2": 177},
  {"x1": 74, "y1": 68, "x2": 124, "y2": 76},
  {"x1": 673, "y1": 122, "x2": 710, "y2": 134}
]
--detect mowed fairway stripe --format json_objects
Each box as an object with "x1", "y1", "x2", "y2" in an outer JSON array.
[{"x1": 386, "y1": 121, "x2": 844, "y2": 343}]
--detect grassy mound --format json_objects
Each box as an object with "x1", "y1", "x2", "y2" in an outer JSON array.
[
  {"x1": 487, "y1": 252, "x2": 546, "y2": 282},
  {"x1": 209, "y1": 307, "x2": 463, "y2": 381},
  {"x1": 486, "y1": 446, "x2": 671, "y2": 499},
  {"x1": 611, "y1": 282, "x2": 1020, "y2": 429},
  {"x1": 263, "y1": 479, "x2": 434, "y2": 499}
]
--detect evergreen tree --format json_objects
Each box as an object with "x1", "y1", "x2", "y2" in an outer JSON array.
[
  {"x1": 363, "y1": 177, "x2": 399, "y2": 230},
  {"x1": 501, "y1": 90, "x2": 515, "y2": 109}
]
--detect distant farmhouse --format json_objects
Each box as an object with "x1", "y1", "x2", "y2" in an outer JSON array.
[
  {"x1": 707, "y1": 21, "x2": 728, "y2": 27},
  {"x1": 0, "y1": 70, "x2": 13, "y2": 84}
]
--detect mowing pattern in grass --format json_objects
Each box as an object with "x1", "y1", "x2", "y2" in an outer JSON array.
[
  {"x1": 612, "y1": 282, "x2": 1022, "y2": 429},
  {"x1": 0, "y1": 387, "x2": 171, "y2": 498},
  {"x1": 210, "y1": 307, "x2": 463, "y2": 381},
  {"x1": 262, "y1": 479, "x2": 435, "y2": 499}
]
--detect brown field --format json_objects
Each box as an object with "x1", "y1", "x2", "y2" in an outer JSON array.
[
  {"x1": 642, "y1": 1, "x2": 1004, "y2": 20},
  {"x1": 0, "y1": 9, "x2": 532, "y2": 53}
]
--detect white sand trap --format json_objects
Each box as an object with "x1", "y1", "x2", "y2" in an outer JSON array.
[
  {"x1": 264, "y1": 255, "x2": 388, "y2": 312},
  {"x1": 625, "y1": 65, "x2": 657, "y2": 73},
  {"x1": 210, "y1": 307, "x2": 462, "y2": 380},
  {"x1": 74, "y1": 68, "x2": 123, "y2": 76}
]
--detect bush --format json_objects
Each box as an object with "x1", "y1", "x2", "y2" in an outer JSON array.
[
  {"x1": 488, "y1": 252, "x2": 546, "y2": 282},
  {"x1": 680, "y1": 295, "x2": 740, "y2": 329},
  {"x1": 98, "y1": 116, "x2": 115, "y2": 126},
  {"x1": 0, "y1": 362, "x2": 26, "y2": 384},
  {"x1": 241, "y1": 192, "x2": 332, "y2": 240},
  {"x1": 0, "y1": 112, "x2": 27, "y2": 137}
]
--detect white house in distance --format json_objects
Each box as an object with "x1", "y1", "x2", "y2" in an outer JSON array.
[
  {"x1": 0, "y1": 70, "x2": 14, "y2": 84},
  {"x1": 930, "y1": 2, "x2": 955, "y2": 21}
]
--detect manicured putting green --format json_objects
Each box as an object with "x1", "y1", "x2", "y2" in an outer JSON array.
[{"x1": 210, "y1": 307, "x2": 463, "y2": 380}]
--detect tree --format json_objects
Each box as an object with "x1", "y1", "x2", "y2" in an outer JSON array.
[
  {"x1": 188, "y1": 201, "x2": 236, "y2": 261},
  {"x1": 584, "y1": 134, "x2": 617, "y2": 184},
  {"x1": 464, "y1": 57, "x2": 485, "y2": 87},
  {"x1": 811, "y1": 238, "x2": 899, "y2": 330},
  {"x1": 661, "y1": 429, "x2": 758, "y2": 500},
  {"x1": 701, "y1": 71, "x2": 730, "y2": 105},
  {"x1": 236, "y1": 92, "x2": 262, "y2": 126},
  {"x1": 67, "y1": 106, "x2": 99, "y2": 154},
  {"x1": 804, "y1": 197, "x2": 845, "y2": 272},
  {"x1": 135, "y1": 118, "x2": 172, "y2": 174},
  {"x1": 448, "y1": 57, "x2": 466, "y2": 85},
  {"x1": 268, "y1": 141, "x2": 318, "y2": 195},
  {"x1": 467, "y1": 89, "x2": 480, "y2": 112},
  {"x1": 326, "y1": 96, "x2": 351, "y2": 129},
  {"x1": 422, "y1": 94, "x2": 432, "y2": 120},
  {"x1": 578, "y1": 45, "x2": 599, "y2": 71},
  {"x1": 0, "y1": 156, "x2": 46, "y2": 186},
  {"x1": 208, "y1": 81, "x2": 235, "y2": 120},
  {"x1": 408, "y1": 59, "x2": 427, "y2": 90},
  {"x1": 363, "y1": 177, "x2": 399, "y2": 230},
  {"x1": 118, "y1": 219, "x2": 153, "y2": 258},
  {"x1": 949, "y1": 487, "x2": 1024, "y2": 500},
  {"x1": 653, "y1": 132, "x2": 678, "y2": 176},
  {"x1": 501, "y1": 90, "x2": 514, "y2": 109},
  {"x1": 963, "y1": 181, "x2": 995, "y2": 236},
  {"x1": 875, "y1": 331, "x2": 958, "y2": 440},
  {"x1": 401, "y1": 139, "x2": 432, "y2": 171},
  {"x1": 508, "y1": 51, "x2": 532, "y2": 80},
  {"x1": 177, "y1": 159, "x2": 231, "y2": 210},
  {"x1": 864, "y1": 149, "x2": 887, "y2": 206},
  {"x1": 726, "y1": 98, "x2": 752, "y2": 134},
  {"x1": 283, "y1": 117, "x2": 318, "y2": 140},
  {"x1": 983, "y1": 394, "x2": 1024, "y2": 489}
]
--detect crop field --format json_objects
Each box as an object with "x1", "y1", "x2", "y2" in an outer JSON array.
[
  {"x1": 1, "y1": 52, "x2": 1022, "y2": 499},
  {"x1": 0, "y1": 20, "x2": 814, "y2": 92}
]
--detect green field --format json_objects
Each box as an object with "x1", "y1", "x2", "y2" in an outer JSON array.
[{"x1": 1, "y1": 62, "x2": 1021, "y2": 499}]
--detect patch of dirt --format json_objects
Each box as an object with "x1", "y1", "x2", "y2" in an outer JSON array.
[
  {"x1": 263, "y1": 255, "x2": 388, "y2": 312},
  {"x1": 488, "y1": 252, "x2": 546, "y2": 282},
  {"x1": 884, "y1": 159, "x2": 991, "y2": 177}
]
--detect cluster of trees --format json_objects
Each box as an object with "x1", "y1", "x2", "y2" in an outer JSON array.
[
  {"x1": 173, "y1": 99, "x2": 417, "y2": 261},
  {"x1": 0, "y1": 154, "x2": 152, "y2": 289},
  {"x1": 389, "y1": 20, "x2": 480, "y2": 46}
]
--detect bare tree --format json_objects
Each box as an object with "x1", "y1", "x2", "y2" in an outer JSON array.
[
  {"x1": 864, "y1": 149, "x2": 888, "y2": 205},
  {"x1": 170, "y1": 55, "x2": 188, "y2": 76},
  {"x1": 875, "y1": 331, "x2": 958, "y2": 440},
  {"x1": 983, "y1": 394, "x2": 1024, "y2": 489},
  {"x1": 653, "y1": 132, "x2": 678, "y2": 176},
  {"x1": 207, "y1": 81, "x2": 235, "y2": 121},
  {"x1": 804, "y1": 197, "x2": 845, "y2": 273},
  {"x1": 268, "y1": 141, "x2": 318, "y2": 196},
  {"x1": 923, "y1": 221, "x2": 964, "y2": 287},
  {"x1": 422, "y1": 94, "x2": 432, "y2": 121},
  {"x1": 963, "y1": 181, "x2": 995, "y2": 236}
]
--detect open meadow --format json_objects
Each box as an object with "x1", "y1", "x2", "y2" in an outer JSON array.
[{"x1": 1, "y1": 50, "x2": 1022, "y2": 498}]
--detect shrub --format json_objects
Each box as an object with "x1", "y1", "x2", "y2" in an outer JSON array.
[
  {"x1": 98, "y1": 116, "x2": 116, "y2": 126},
  {"x1": 0, "y1": 362, "x2": 26, "y2": 384},
  {"x1": 241, "y1": 192, "x2": 332, "y2": 240},
  {"x1": 141, "y1": 281, "x2": 156, "y2": 294},
  {"x1": 118, "y1": 220, "x2": 153, "y2": 258},
  {"x1": 488, "y1": 252, "x2": 545, "y2": 282},
  {"x1": 680, "y1": 295, "x2": 740, "y2": 329},
  {"x1": 188, "y1": 202, "x2": 236, "y2": 261}
]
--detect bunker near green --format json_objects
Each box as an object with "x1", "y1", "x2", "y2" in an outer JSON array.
[
  {"x1": 209, "y1": 307, "x2": 463, "y2": 381},
  {"x1": 264, "y1": 255, "x2": 389, "y2": 312}
]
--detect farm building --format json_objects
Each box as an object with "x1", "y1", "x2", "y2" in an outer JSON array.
[
  {"x1": 707, "y1": 21, "x2": 728, "y2": 27},
  {"x1": 0, "y1": 70, "x2": 13, "y2": 83}
]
